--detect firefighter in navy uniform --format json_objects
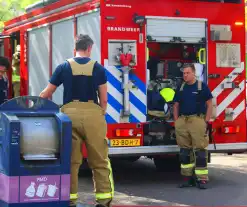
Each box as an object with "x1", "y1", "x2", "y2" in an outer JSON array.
[
  {"x1": 173, "y1": 63, "x2": 213, "y2": 189},
  {"x1": 0, "y1": 56, "x2": 10, "y2": 104},
  {"x1": 40, "y1": 34, "x2": 114, "y2": 207}
]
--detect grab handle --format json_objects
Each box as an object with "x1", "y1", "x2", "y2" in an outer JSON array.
[{"x1": 198, "y1": 48, "x2": 206, "y2": 64}]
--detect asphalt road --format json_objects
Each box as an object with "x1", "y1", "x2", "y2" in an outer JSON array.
[{"x1": 77, "y1": 153, "x2": 247, "y2": 206}]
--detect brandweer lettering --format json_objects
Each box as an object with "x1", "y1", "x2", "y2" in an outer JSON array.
[{"x1": 107, "y1": 27, "x2": 140, "y2": 32}]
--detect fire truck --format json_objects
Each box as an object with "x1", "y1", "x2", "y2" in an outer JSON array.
[{"x1": 0, "y1": 0, "x2": 246, "y2": 170}]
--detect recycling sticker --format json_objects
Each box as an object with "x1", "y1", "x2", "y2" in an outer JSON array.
[{"x1": 20, "y1": 175, "x2": 60, "y2": 203}]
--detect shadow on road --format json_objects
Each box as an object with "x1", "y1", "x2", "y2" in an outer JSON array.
[{"x1": 79, "y1": 156, "x2": 247, "y2": 206}]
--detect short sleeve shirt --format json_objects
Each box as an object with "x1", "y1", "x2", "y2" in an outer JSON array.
[
  {"x1": 173, "y1": 81, "x2": 213, "y2": 116},
  {"x1": 49, "y1": 57, "x2": 107, "y2": 105}
]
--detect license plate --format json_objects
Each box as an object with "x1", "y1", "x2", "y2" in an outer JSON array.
[{"x1": 110, "y1": 139, "x2": 140, "y2": 147}]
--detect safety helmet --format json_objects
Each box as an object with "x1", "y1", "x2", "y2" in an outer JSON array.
[{"x1": 159, "y1": 87, "x2": 175, "y2": 103}]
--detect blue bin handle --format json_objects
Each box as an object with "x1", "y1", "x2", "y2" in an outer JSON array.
[
  {"x1": 0, "y1": 126, "x2": 3, "y2": 145},
  {"x1": 0, "y1": 96, "x2": 60, "y2": 112}
]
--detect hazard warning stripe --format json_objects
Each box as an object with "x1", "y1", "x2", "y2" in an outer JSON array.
[
  {"x1": 107, "y1": 82, "x2": 122, "y2": 104},
  {"x1": 211, "y1": 62, "x2": 244, "y2": 98},
  {"x1": 232, "y1": 100, "x2": 245, "y2": 120},
  {"x1": 216, "y1": 80, "x2": 245, "y2": 117},
  {"x1": 211, "y1": 62, "x2": 245, "y2": 120},
  {"x1": 106, "y1": 103, "x2": 121, "y2": 123},
  {"x1": 104, "y1": 59, "x2": 147, "y2": 124}
]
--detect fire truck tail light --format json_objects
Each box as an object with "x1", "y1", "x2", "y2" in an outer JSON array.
[
  {"x1": 222, "y1": 126, "x2": 240, "y2": 134},
  {"x1": 235, "y1": 21, "x2": 243, "y2": 26},
  {"x1": 116, "y1": 129, "x2": 136, "y2": 137}
]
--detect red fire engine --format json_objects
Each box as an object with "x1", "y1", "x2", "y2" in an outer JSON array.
[{"x1": 0, "y1": 0, "x2": 246, "y2": 170}]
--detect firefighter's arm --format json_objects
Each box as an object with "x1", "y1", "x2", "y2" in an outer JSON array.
[
  {"x1": 173, "y1": 88, "x2": 180, "y2": 121},
  {"x1": 39, "y1": 83, "x2": 57, "y2": 99},
  {"x1": 40, "y1": 63, "x2": 62, "y2": 99},
  {"x1": 173, "y1": 102, "x2": 179, "y2": 121},
  {"x1": 205, "y1": 99, "x2": 213, "y2": 122},
  {"x1": 98, "y1": 83, "x2": 107, "y2": 114}
]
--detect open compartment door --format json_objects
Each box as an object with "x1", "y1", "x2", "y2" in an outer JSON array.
[{"x1": 0, "y1": 33, "x2": 20, "y2": 98}]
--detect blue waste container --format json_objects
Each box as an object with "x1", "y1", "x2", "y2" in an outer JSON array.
[{"x1": 0, "y1": 96, "x2": 72, "y2": 207}]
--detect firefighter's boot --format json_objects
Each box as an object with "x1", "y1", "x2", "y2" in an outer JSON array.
[
  {"x1": 95, "y1": 204, "x2": 109, "y2": 207},
  {"x1": 69, "y1": 201, "x2": 76, "y2": 207},
  {"x1": 196, "y1": 180, "x2": 208, "y2": 189},
  {"x1": 178, "y1": 176, "x2": 196, "y2": 188}
]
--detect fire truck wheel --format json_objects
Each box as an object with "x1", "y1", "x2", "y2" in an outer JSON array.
[{"x1": 153, "y1": 156, "x2": 180, "y2": 172}]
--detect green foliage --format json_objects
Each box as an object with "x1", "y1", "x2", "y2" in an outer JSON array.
[{"x1": 0, "y1": 0, "x2": 40, "y2": 32}]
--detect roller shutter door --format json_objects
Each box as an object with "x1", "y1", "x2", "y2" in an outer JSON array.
[{"x1": 146, "y1": 17, "x2": 206, "y2": 43}]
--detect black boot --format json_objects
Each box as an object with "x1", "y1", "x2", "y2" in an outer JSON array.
[
  {"x1": 196, "y1": 180, "x2": 208, "y2": 189},
  {"x1": 95, "y1": 201, "x2": 111, "y2": 207},
  {"x1": 95, "y1": 205, "x2": 106, "y2": 207},
  {"x1": 178, "y1": 176, "x2": 196, "y2": 188},
  {"x1": 69, "y1": 201, "x2": 77, "y2": 207}
]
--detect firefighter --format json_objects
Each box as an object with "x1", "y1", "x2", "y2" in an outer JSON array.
[
  {"x1": 173, "y1": 63, "x2": 213, "y2": 189},
  {"x1": 12, "y1": 45, "x2": 20, "y2": 97},
  {"x1": 39, "y1": 34, "x2": 114, "y2": 207},
  {"x1": 0, "y1": 56, "x2": 10, "y2": 104}
]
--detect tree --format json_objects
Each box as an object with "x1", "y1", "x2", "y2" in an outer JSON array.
[{"x1": 0, "y1": 0, "x2": 40, "y2": 32}]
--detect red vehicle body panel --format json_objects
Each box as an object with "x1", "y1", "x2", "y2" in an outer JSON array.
[
  {"x1": 100, "y1": 0, "x2": 246, "y2": 145},
  {"x1": 1, "y1": 0, "x2": 246, "y2": 158}
]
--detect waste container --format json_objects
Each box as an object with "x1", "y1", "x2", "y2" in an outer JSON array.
[{"x1": 0, "y1": 96, "x2": 72, "y2": 207}]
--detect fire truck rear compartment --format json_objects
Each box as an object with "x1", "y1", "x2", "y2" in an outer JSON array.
[
  {"x1": 142, "y1": 17, "x2": 208, "y2": 149},
  {"x1": 142, "y1": 39, "x2": 207, "y2": 170},
  {"x1": 143, "y1": 41, "x2": 207, "y2": 147}
]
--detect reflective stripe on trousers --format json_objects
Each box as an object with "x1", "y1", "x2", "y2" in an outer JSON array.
[
  {"x1": 195, "y1": 169, "x2": 208, "y2": 175},
  {"x1": 70, "y1": 193, "x2": 78, "y2": 200},
  {"x1": 180, "y1": 163, "x2": 195, "y2": 176},
  {"x1": 181, "y1": 163, "x2": 194, "y2": 169},
  {"x1": 95, "y1": 159, "x2": 114, "y2": 200}
]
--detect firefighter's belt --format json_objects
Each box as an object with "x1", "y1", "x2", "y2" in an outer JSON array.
[
  {"x1": 148, "y1": 110, "x2": 165, "y2": 117},
  {"x1": 179, "y1": 114, "x2": 205, "y2": 119}
]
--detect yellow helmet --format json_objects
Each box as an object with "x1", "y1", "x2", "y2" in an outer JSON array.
[{"x1": 159, "y1": 88, "x2": 175, "y2": 102}]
